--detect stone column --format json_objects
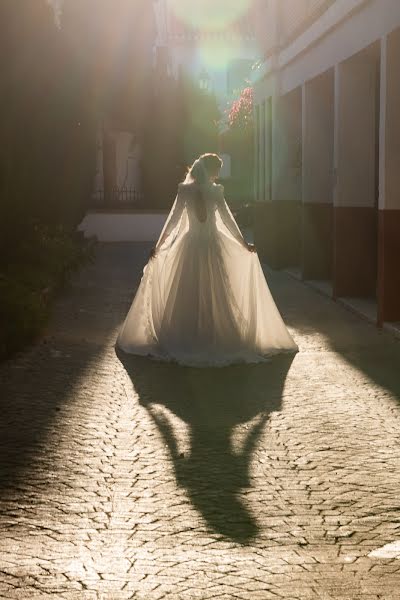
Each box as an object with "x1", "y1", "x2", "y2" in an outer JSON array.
[
  {"x1": 333, "y1": 46, "x2": 379, "y2": 300},
  {"x1": 301, "y1": 70, "x2": 334, "y2": 281},
  {"x1": 377, "y1": 30, "x2": 400, "y2": 323}
]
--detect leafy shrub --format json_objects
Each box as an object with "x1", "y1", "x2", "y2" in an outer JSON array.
[{"x1": 0, "y1": 227, "x2": 95, "y2": 360}]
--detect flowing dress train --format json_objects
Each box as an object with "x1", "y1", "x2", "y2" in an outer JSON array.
[{"x1": 117, "y1": 182, "x2": 298, "y2": 367}]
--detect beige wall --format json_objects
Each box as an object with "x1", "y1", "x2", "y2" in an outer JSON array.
[
  {"x1": 302, "y1": 70, "x2": 334, "y2": 204},
  {"x1": 380, "y1": 28, "x2": 400, "y2": 210},
  {"x1": 280, "y1": 0, "x2": 400, "y2": 95},
  {"x1": 334, "y1": 48, "x2": 379, "y2": 208},
  {"x1": 78, "y1": 213, "x2": 167, "y2": 243},
  {"x1": 273, "y1": 89, "x2": 302, "y2": 203}
]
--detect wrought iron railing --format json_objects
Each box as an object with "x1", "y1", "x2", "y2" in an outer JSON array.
[{"x1": 90, "y1": 188, "x2": 144, "y2": 209}]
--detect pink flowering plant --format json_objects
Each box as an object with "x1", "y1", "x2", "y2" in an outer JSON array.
[
  {"x1": 228, "y1": 87, "x2": 254, "y2": 131},
  {"x1": 222, "y1": 86, "x2": 255, "y2": 206}
]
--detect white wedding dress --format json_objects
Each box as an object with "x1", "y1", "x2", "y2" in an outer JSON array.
[{"x1": 117, "y1": 182, "x2": 298, "y2": 367}]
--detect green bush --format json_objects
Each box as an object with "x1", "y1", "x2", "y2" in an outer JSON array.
[
  {"x1": 0, "y1": 277, "x2": 47, "y2": 359},
  {"x1": 0, "y1": 227, "x2": 95, "y2": 361}
]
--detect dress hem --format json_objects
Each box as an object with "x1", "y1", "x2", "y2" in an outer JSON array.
[{"x1": 116, "y1": 341, "x2": 298, "y2": 369}]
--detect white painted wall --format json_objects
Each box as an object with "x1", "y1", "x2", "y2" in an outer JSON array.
[
  {"x1": 253, "y1": 0, "x2": 400, "y2": 95},
  {"x1": 273, "y1": 89, "x2": 302, "y2": 203},
  {"x1": 302, "y1": 70, "x2": 334, "y2": 204},
  {"x1": 219, "y1": 153, "x2": 231, "y2": 178},
  {"x1": 254, "y1": 0, "x2": 400, "y2": 211},
  {"x1": 115, "y1": 133, "x2": 142, "y2": 191},
  {"x1": 333, "y1": 52, "x2": 378, "y2": 208},
  {"x1": 278, "y1": 0, "x2": 400, "y2": 95},
  {"x1": 93, "y1": 130, "x2": 142, "y2": 200},
  {"x1": 93, "y1": 131, "x2": 104, "y2": 196},
  {"x1": 78, "y1": 213, "x2": 168, "y2": 242}
]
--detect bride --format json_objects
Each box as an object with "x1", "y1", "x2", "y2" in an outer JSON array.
[{"x1": 117, "y1": 153, "x2": 298, "y2": 367}]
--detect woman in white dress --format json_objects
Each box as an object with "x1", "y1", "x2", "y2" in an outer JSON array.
[{"x1": 117, "y1": 153, "x2": 298, "y2": 367}]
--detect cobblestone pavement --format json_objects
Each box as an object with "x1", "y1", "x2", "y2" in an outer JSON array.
[{"x1": 1, "y1": 243, "x2": 400, "y2": 600}]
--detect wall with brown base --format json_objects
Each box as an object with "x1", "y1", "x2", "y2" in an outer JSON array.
[
  {"x1": 378, "y1": 210, "x2": 400, "y2": 323},
  {"x1": 302, "y1": 203, "x2": 333, "y2": 280},
  {"x1": 253, "y1": 201, "x2": 301, "y2": 269},
  {"x1": 333, "y1": 206, "x2": 378, "y2": 299}
]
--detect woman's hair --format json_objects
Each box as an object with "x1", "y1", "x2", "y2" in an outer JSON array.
[
  {"x1": 184, "y1": 153, "x2": 223, "y2": 185},
  {"x1": 183, "y1": 154, "x2": 223, "y2": 222}
]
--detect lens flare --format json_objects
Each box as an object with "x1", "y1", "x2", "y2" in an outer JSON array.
[
  {"x1": 169, "y1": 0, "x2": 250, "y2": 32},
  {"x1": 199, "y1": 40, "x2": 238, "y2": 71}
]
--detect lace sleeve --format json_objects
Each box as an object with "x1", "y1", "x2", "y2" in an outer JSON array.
[
  {"x1": 216, "y1": 185, "x2": 247, "y2": 248},
  {"x1": 155, "y1": 184, "x2": 185, "y2": 251}
]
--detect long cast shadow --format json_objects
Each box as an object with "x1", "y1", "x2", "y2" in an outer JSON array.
[
  {"x1": 118, "y1": 351, "x2": 293, "y2": 544},
  {"x1": 0, "y1": 244, "x2": 148, "y2": 495}
]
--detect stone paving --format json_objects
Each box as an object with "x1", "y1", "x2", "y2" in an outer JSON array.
[{"x1": 1, "y1": 242, "x2": 400, "y2": 600}]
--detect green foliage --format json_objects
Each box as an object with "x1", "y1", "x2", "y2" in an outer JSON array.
[
  {"x1": 223, "y1": 87, "x2": 255, "y2": 205},
  {"x1": 0, "y1": 1, "x2": 156, "y2": 357},
  {"x1": 141, "y1": 71, "x2": 221, "y2": 210},
  {"x1": 0, "y1": 0, "x2": 97, "y2": 247},
  {"x1": 0, "y1": 1, "x2": 99, "y2": 358},
  {"x1": 0, "y1": 225, "x2": 95, "y2": 360},
  {"x1": 141, "y1": 70, "x2": 185, "y2": 209},
  {"x1": 61, "y1": 0, "x2": 155, "y2": 131},
  {"x1": 0, "y1": 277, "x2": 47, "y2": 359},
  {"x1": 181, "y1": 74, "x2": 221, "y2": 164}
]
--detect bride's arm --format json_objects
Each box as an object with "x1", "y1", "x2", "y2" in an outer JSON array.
[
  {"x1": 216, "y1": 185, "x2": 254, "y2": 250},
  {"x1": 154, "y1": 185, "x2": 185, "y2": 252}
]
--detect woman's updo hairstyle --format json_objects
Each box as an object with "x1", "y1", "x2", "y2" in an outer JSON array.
[
  {"x1": 185, "y1": 153, "x2": 223, "y2": 185},
  {"x1": 184, "y1": 154, "x2": 223, "y2": 223}
]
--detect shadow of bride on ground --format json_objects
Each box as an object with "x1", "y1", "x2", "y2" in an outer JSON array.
[{"x1": 117, "y1": 351, "x2": 294, "y2": 544}]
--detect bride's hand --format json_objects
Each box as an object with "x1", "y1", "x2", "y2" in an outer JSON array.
[{"x1": 246, "y1": 243, "x2": 257, "y2": 253}]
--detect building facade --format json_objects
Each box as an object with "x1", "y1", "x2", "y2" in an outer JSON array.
[{"x1": 252, "y1": 0, "x2": 400, "y2": 327}]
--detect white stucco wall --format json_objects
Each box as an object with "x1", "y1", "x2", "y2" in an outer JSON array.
[
  {"x1": 115, "y1": 133, "x2": 142, "y2": 191},
  {"x1": 271, "y1": 0, "x2": 400, "y2": 96},
  {"x1": 253, "y1": 0, "x2": 400, "y2": 211},
  {"x1": 333, "y1": 54, "x2": 378, "y2": 208},
  {"x1": 78, "y1": 213, "x2": 167, "y2": 242},
  {"x1": 254, "y1": 0, "x2": 400, "y2": 96},
  {"x1": 302, "y1": 70, "x2": 334, "y2": 204}
]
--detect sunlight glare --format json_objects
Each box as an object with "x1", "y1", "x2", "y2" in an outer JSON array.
[
  {"x1": 199, "y1": 40, "x2": 241, "y2": 71},
  {"x1": 169, "y1": 0, "x2": 250, "y2": 32}
]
